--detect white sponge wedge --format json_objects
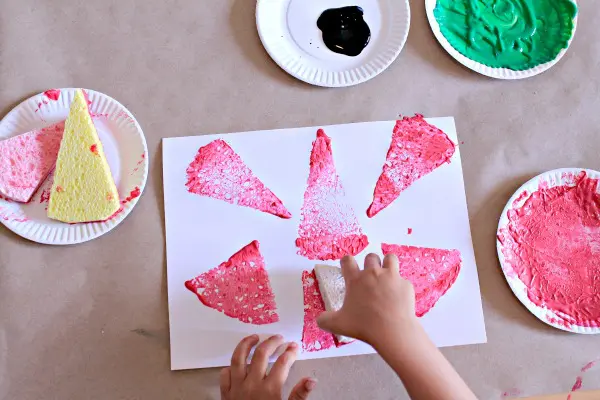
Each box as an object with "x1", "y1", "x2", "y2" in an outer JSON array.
[{"x1": 314, "y1": 264, "x2": 354, "y2": 344}]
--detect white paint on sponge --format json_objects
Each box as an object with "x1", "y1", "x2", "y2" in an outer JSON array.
[{"x1": 314, "y1": 264, "x2": 355, "y2": 344}]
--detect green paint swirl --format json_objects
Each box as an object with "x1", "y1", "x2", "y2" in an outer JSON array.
[{"x1": 433, "y1": 0, "x2": 577, "y2": 70}]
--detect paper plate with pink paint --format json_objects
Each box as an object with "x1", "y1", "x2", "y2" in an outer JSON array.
[
  {"x1": 0, "y1": 88, "x2": 148, "y2": 245},
  {"x1": 497, "y1": 168, "x2": 600, "y2": 334}
]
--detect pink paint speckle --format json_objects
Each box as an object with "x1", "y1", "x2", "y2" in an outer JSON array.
[
  {"x1": 302, "y1": 270, "x2": 335, "y2": 352},
  {"x1": 581, "y1": 361, "x2": 596, "y2": 372},
  {"x1": 571, "y1": 376, "x2": 583, "y2": 392},
  {"x1": 43, "y1": 89, "x2": 61, "y2": 101},
  {"x1": 185, "y1": 241, "x2": 279, "y2": 325},
  {"x1": 501, "y1": 388, "x2": 522, "y2": 398},
  {"x1": 382, "y1": 243, "x2": 461, "y2": 317},
  {"x1": 367, "y1": 115, "x2": 455, "y2": 218},
  {"x1": 39, "y1": 188, "x2": 51, "y2": 204},
  {"x1": 130, "y1": 153, "x2": 146, "y2": 176},
  {"x1": 296, "y1": 129, "x2": 368, "y2": 260},
  {"x1": 186, "y1": 139, "x2": 291, "y2": 219},
  {"x1": 407, "y1": 228, "x2": 413, "y2": 235},
  {"x1": 121, "y1": 187, "x2": 141, "y2": 204},
  {"x1": 90, "y1": 144, "x2": 98, "y2": 155}
]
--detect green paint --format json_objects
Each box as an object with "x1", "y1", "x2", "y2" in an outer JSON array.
[{"x1": 433, "y1": 0, "x2": 577, "y2": 70}]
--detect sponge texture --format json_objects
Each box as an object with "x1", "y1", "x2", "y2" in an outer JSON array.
[{"x1": 48, "y1": 89, "x2": 120, "y2": 222}]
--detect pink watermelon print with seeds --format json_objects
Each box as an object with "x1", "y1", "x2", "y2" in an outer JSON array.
[
  {"x1": 0, "y1": 122, "x2": 64, "y2": 203},
  {"x1": 382, "y1": 243, "x2": 461, "y2": 317},
  {"x1": 296, "y1": 129, "x2": 369, "y2": 260},
  {"x1": 186, "y1": 139, "x2": 291, "y2": 219},
  {"x1": 367, "y1": 115, "x2": 456, "y2": 218},
  {"x1": 301, "y1": 270, "x2": 336, "y2": 352},
  {"x1": 185, "y1": 240, "x2": 279, "y2": 325}
]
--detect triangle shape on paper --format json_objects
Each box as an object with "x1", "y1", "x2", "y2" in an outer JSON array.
[
  {"x1": 185, "y1": 139, "x2": 291, "y2": 219},
  {"x1": 296, "y1": 129, "x2": 369, "y2": 260},
  {"x1": 0, "y1": 122, "x2": 64, "y2": 202},
  {"x1": 382, "y1": 243, "x2": 461, "y2": 317},
  {"x1": 301, "y1": 270, "x2": 336, "y2": 352},
  {"x1": 367, "y1": 115, "x2": 456, "y2": 218},
  {"x1": 314, "y1": 264, "x2": 354, "y2": 344},
  {"x1": 48, "y1": 89, "x2": 120, "y2": 222},
  {"x1": 185, "y1": 240, "x2": 279, "y2": 325}
]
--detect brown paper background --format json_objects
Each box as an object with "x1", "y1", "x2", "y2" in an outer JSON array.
[{"x1": 1, "y1": 0, "x2": 599, "y2": 399}]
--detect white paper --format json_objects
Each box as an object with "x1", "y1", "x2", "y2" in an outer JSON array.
[{"x1": 163, "y1": 118, "x2": 487, "y2": 370}]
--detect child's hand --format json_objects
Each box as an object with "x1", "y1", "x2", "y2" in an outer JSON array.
[
  {"x1": 316, "y1": 253, "x2": 417, "y2": 348},
  {"x1": 220, "y1": 334, "x2": 316, "y2": 400}
]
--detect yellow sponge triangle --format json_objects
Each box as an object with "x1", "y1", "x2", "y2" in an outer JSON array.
[{"x1": 48, "y1": 89, "x2": 120, "y2": 223}]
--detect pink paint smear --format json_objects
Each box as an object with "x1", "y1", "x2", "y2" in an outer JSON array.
[
  {"x1": 301, "y1": 270, "x2": 336, "y2": 352},
  {"x1": 186, "y1": 139, "x2": 291, "y2": 219},
  {"x1": 367, "y1": 115, "x2": 455, "y2": 218},
  {"x1": 185, "y1": 241, "x2": 279, "y2": 325},
  {"x1": 382, "y1": 243, "x2": 462, "y2": 317},
  {"x1": 43, "y1": 89, "x2": 61, "y2": 101},
  {"x1": 296, "y1": 129, "x2": 368, "y2": 260},
  {"x1": 498, "y1": 172, "x2": 600, "y2": 327}
]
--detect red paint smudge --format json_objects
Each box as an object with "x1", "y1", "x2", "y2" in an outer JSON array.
[
  {"x1": 382, "y1": 243, "x2": 461, "y2": 317},
  {"x1": 296, "y1": 129, "x2": 368, "y2": 260},
  {"x1": 82, "y1": 89, "x2": 92, "y2": 107},
  {"x1": 571, "y1": 376, "x2": 583, "y2": 392},
  {"x1": 302, "y1": 270, "x2": 336, "y2": 352},
  {"x1": 185, "y1": 241, "x2": 279, "y2": 325},
  {"x1": 186, "y1": 139, "x2": 291, "y2": 219},
  {"x1": 90, "y1": 144, "x2": 98, "y2": 155},
  {"x1": 460, "y1": 141, "x2": 465, "y2": 145},
  {"x1": 581, "y1": 361, "x2": 596, "y2": 372},
  {"x1": 512, "y1": 190, "x2": 529, "y2": 207},
  {"x1": 43, "y1": 89, "x2": 61, "y2": 101},
  {"x1": 498, "y1": 172, "x2": 600, "y2": 327},
  {"x1": 367, "y1": 115, "x2": 456, "y2": 218},
  {"x1": 407, "y1": 228, "x2": 413, "y2": 234},
  {"x1": 121, "y1": 186, "x2": 141, "y2": 204},
  {"x1": 56, "y1": 186, "x2": 64, "y2": 193},
  {"x1": 501, "y1": 388, "x2": 522, "y2": 398},
  {"x1": 39, "y1": 189, "x2": 51, "y2": 204}
]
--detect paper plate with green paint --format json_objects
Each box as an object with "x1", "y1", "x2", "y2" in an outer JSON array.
[{"x1": 425, "y1": 0, "x2": 578, "y2": 79}]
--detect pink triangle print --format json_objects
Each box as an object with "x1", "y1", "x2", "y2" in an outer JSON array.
[
  {"x1": 301, "y1": 270, "x2": 336, "y2": 352},
  {"x1": 296, "y1": 129, "x2": 369, "y2": 260},
  {"x1": 382, "y1": 243, "x2": 461, "y2": 317},
  {"x1": 186, "y1": 139, "x2": 292, "y2": 219},
  {"x1": 185, "y1": 240, "x2": 279, "y2": 325},
  {"x1": 367, "y1": 115, "x2": 456, "y2": 218}
]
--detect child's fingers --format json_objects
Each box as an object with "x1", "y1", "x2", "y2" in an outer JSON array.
[
  {"x1": 247, "y1": 334, "x2": 284, "y2": 379},
  {"x1": 364, "y1": 253, "x2": 382, "y2": 270},
  {"x1": 267, "y1": 342, "x2": 299, "y2": 385},
  {"x1": 219, "y1": 367, "x2": 231, "y2": 399},
  {"x1": 316, "y1": 310, "x2": 340, "y2": 334},
  {"x1": 230, "y1": 334, "x2": 259, "y2": 383},
  {"x1": 340, "y1": 255, "x2": 359, "y2": 280},
  {"x1": 288, "y1": 377, "x2": 317, "y2": 400},
  {"x1": 382, "y1": 253, "x2": 399, "y2": 273}
]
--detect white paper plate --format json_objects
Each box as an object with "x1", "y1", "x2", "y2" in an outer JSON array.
[
  {"x1": 497, "y1": 168, "x2": 600, "y2": 333},
  {"x1": 425, "y1": 0, "x2": 578, "y2": 79},
  {"x1": 0, "y1": 88, "x2": 149, "y2": 245},
  {"x1": 256, "y1": 0, "x2": 410, "y2": 87}
]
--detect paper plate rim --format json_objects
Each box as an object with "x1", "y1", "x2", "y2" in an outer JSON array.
[
  {"x1": 256, "y1": 0, "x2": 411, "y2": 87},
  {"x1": 496, "y1": 168, "x2": 600, "y2": 334},
  {"x1": 0, "y1": 88, "x2": 149, "y2": 245},
  {"x1": 425, "y1": 0, "x2": 578, "y2": 80}
]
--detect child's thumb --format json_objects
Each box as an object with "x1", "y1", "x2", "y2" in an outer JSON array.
[{"x1": 316, "y1": 311, "x2": 341, "y2": 334}]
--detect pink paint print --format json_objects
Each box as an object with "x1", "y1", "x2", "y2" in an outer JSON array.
[
  {"x1": 0, "y1": 122, "x2": 64, "y2": 202},
  {"x1": 296, "y1": 129, "x2": 368, "y2": 260},
  {"x1": 301, "y1": 270, "x2": 335, "y2": 352},
  {"x1": 367, "y1": 115, "x2": 456, "y2": 218},
  {"x1": 382, "y1": 243, "x2": 462, "y2": 317},
  {"x1": 185, "y1": 240, "x2": 279, "y2": 325},
  {"x1": 498, "y1": 172, "x2": 600, "y2": 327},
  {"x1": 186, "y1": 140, "x2": 292, "y2": 219},
  {"x1": 43, "y1": 89, "x2": 61, "y2": 101}
]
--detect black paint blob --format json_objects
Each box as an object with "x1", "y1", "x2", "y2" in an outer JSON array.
[{"x1": 317, "y1": 6, "x2": 371, "y2": 57}]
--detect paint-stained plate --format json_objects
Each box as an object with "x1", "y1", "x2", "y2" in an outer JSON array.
[
  {"x1": 425, "y1": 0, "x2": 578, "y2": 79},
  {"x1": 0, "y1": 88, "x2": 148, "y2": 245},
  {"x1": 256, "y1": 0, "x2": 410, "y2": 87},
  {"x1": 497, "y1": 168, "x2": 600, "y2": 334}
]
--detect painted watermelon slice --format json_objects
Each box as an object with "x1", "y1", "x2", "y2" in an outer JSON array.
[
  {"x1": 367, "y1": 115, "x2": 455, "y2": 218},
  {"x1": 185, "y1": 240, "x2": 279, "y2": 325},
  {"x1": 382, "y1": 243, "x2": 461, "y2": 317},
  {"x1": 186, "y1": 139, "x2": 291, "y2": 219},
  {"x1": 301, "y1": 270, "x2": 335, "y2": 352},
  {"x1": 296, "y1": 129, "x2": 368, "y2": 260}
]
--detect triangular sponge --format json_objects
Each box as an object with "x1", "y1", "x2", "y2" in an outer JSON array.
[
  {"x1": 314, "y1": 264, "x2": 354, "y2": 344},
  {"x1": 301, "y1": 270, "x2": 336, "y2": 352},
  {"x1": 296, "y1": 129, "x2": 368, "y2": 260},
  {"x1": 0, "y1": 122, "x2": 64, "y2": 202},
  {"x1": 382, "y1": 243, "x2": 461, "y2": 317},
  {"x1": 367, "y1": 115, "x2": 455, "y2": 218},
  {"x1": 185, "y1": 240, "x2": 279, "y2": 325},
  {"x1": 185, "y1": 139, "x2": 291, "y2": 219},
  {"x1": 48, "y1": 90, "x2": 119, "y2": 222}
]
